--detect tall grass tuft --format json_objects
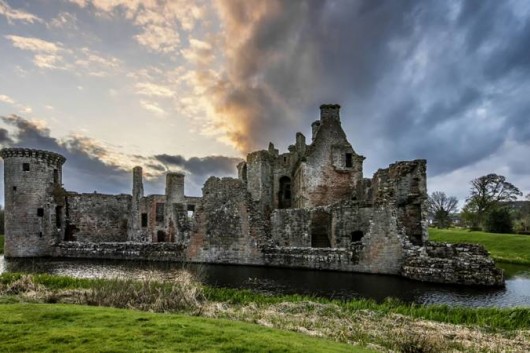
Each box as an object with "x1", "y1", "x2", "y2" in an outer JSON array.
[{"x1": 83, "y1": 271, "x2": 204, "y2": 313}]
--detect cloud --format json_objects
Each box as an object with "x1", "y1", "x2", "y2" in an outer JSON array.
[
  {"x1": 165, "y1": 0, "x2": 530, "y2": 184},
  {"x1": 0, "y1": 0, "x2": 42, "y2": 23},
  {"x1": 0, "y1": 115, "x2": 241, "y2": 203},
  {"x1": 154, "y1": 154, "x2": 242, "y2": 176},
  {"x1": 139, "y1": 100, "x2": 166, "y2": 116},
  {"x1": 68, "y1": 0, "x2": 206, "y2": 53},
  {"x1": 4, "y1": 35, "x2": 122, "y2": 75},
  {"x1": 135, "y1": 82, "x2": 174, "y2": 97},
  {"x1": 0, "y1": 94, "x2": 15, "y2": 105},
  {"x1": 0, "y1": 94, "x2": 33, "y2": 115},
  {"x1": 4, "y1": 35, "x2": 61, "y2": 53}
]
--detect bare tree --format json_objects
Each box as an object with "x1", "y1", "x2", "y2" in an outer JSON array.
[{"x1": 427, "y1": 191, "x2": 458, "y2": 228}]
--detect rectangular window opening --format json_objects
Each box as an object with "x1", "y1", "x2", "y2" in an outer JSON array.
[
  {"x1": 53, "y1": 169, "x2": 59, "y2": 184},
  {"x1": 155, "y1": 203, "x2": 165, "y2": 223},
  {"x1": 345, "y1": 153, "x2": 353, "y2": 168},
  {"x1": 55, "y1": 206, "x2": 63, "y2": 228},
  {"x1": 37, "y1": 208, "x2": 44, "y2": 217},
  {"x1": 23, "y1": 163, "x2": 30, "y2": 171},
  {"x1": 13, "y1": 186, "x2": 17, "y2": 192},
  {"x1": 141, "y1": 213, "x2": 148, "y2": 227}
]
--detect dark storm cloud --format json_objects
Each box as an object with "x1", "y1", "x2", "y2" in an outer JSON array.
[
  {"x1": 0, "y1": 115, "x2": 241, "y2": 203},
  {"x1": 215, "y1": 0, "x2": 529, "y2": 178},
  {"x1": 0, "y1": 115, "x2": 131, "y2": 195},
  {"x1": 0, "y1": 128, "x2": 12, "y2": 144},
  {"x1": 154, "y1": 154, "x2": 242, "y2": 177}
]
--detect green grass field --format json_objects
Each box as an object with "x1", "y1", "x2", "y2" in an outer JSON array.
[
  {"x1": 429, "y1": 228, "x2": 530, "y2": 265},
  {"x1": 0, "y1": 303, "x2": 372, "y2": 353}
]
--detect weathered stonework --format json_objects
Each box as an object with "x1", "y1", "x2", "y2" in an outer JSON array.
[{"x1": 0, "y1": 104, "x2": 504, "y2": 286}]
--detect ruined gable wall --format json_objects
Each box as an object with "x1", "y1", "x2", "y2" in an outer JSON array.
[
  {"x1": 295, "y1": 112, "x2": 363, "y2": 208},
  {"x1": 186, "y1": 177, "x2": 263, "y2": 264},
  {"x1": 66, "y1": 193, "x2": 131, "y2": 242}
]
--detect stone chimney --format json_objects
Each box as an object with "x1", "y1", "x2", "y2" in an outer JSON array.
[
  {"x1": 166, "y1": 172, "x2": 185, "y2": 204},
  {"x1": 320, "y1": 104, "x2": 341, "y2": 123}
]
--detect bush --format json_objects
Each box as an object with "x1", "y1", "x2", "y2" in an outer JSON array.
[{"x1": 485, "y1": 207, "x2": 514, "y2": 234}]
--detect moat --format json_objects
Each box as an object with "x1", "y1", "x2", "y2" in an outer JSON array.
[{"x1": 1, "y1": 255, "x2": 528, "y2": 308}]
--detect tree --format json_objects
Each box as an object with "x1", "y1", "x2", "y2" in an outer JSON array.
[
  {"x1": 485, "y1": 207, "x2": 514, "y2": 234},
  {"x1": 464, "y1": 174, "x2": 522, "y2": 230},
  {"x1": 427, "y1": 191, "x2": 458, "y2": 228}
]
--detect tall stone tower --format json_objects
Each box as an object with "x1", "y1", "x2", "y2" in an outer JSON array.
[{"x1": 0, "y1": 148, "x2": 66, "y2": 257}]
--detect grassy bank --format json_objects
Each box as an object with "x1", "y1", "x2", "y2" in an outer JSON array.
[
  {"x1": 0, "y1": 303, "x2": 368, "y2": 353},
  {"x1": 1, "y1": 273, "x2": 529, "y2": 352},
  {"x1": 429, "y1": 228, "x2": 530, "y2": 265}
]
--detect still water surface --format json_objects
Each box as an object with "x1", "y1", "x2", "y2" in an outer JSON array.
[{"x1": 1, "y1": 255, "x2": 529, "y2": 308}]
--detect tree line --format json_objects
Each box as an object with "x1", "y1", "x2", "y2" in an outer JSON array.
[{"x1": 428, "y1": 173, "x2": 529, "y2": 234}]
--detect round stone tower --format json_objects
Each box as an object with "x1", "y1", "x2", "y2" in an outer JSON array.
[{"x1": 0, "y1": 148, "x2": 66, "y2": 257}]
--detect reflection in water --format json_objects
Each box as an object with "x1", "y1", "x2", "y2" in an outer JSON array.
[{"x1": 1, "y1": 256, "x2": 529, "y2": 308}]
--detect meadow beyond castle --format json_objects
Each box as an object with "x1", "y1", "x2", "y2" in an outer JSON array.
[{"x1": 1, "y1": 105, "x2": 504, "y2": 286}]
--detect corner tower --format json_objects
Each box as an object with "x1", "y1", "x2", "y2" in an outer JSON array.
[{"x1": 0, "y1": 148, "x2": 66, "y2": 257}]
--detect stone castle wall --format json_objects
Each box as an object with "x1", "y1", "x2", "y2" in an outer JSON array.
[
  {"x1": 0, "y1": 104, "x2": 505, "y2": 287},
  {"x1": 65, "y1": 193, "x2": 131, "y2": 243}
]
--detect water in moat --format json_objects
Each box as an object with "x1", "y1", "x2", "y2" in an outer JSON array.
[{"x1": 1, "y1": 255, "x2": 529, "y2": 308}]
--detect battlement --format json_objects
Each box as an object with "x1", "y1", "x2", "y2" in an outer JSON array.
[{"x1": 0, "y1": 148, "x2": 66, "y2": 165}]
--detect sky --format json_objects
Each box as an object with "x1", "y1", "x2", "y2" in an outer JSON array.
[{"x1": 0, "y1": 0, "x2": 529, "y2": 207}]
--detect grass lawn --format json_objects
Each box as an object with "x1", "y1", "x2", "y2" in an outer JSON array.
[
  {"x1": 429, "y1": 228, "x2": 530, "y2": 265},
  {"x1": 0, "y1": 303, "x2": 373, "y2": 353}
]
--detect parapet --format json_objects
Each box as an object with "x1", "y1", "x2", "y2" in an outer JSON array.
[{"x1": 0, "y1": 148, "x2": 66, "y2": 165}]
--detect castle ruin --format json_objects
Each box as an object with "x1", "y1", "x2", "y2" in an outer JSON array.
[{"x1": 1, "y1": 105, "x2": 504, "y2": 286}]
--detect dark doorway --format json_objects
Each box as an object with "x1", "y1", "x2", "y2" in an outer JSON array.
[
  {"x1": 278, "y1": 176, "x2": 292, "y2": 209},
  {"x1": 311, "y1": 211, "x2": 331, "y2": 248},
  {"x1": 157, "y1": 230, "x2": 167, "y2": 242},
  {"x1": 141, "y1": 213, "x2": 148, "y2": 227}
]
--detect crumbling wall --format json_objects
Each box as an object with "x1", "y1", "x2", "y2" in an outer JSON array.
[
  {"x1": 66, "y1": 193, "x2": 131, "y2": 242},
  {"x1": 401, "y1": 242, "x2": 504, "y2": 286},
  {"x1": 371, "y1": 160, "x2": 428, "y2": 245},
  {"x1": 57, "y1": 241, "x2": 185, "y2": 261},
  {"x1": 294, "y1": 106, "x2": 364, "y2": 208},
  {"x1": 187, "y1": 177, "x2": 262, "y2": 264},
  {"x1": 355, "y1": 205, "x2": 410, "y2": 274},
  {"x1": 270, "y1": 209, "x2": 311, "y2": 247}
]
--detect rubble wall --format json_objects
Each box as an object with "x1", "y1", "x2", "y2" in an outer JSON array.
[
  {"x1": 401, "y1": 242, "x2": 504, "y2": 286},
  {"x1": 56, "y1": 241, "x2": 185, "y2": 261},
  {"x1": 186, "y1": 177, "x2": 262, "y2": 265},
  {"x1": 66, "y1": 193, "x2": 131, "y2": 242}
]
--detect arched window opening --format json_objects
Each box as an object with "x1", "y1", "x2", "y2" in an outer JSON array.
[{"x1": 278, "y1": 176, "x2": 292, "y2": 209}]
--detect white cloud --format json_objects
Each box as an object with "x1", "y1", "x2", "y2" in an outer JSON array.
[
  {"x1": 5, "y1": 35, "x2": 61, "y2": 53},
  {"x1": 69, "y1": 0, "x2": 207, "y2": 54},
  {"x1": 5, "y1": 35, "x2": 122, "y2": 75},
  {"x1": 0, "y1": 0, "x2": 42, "y2": 24},
  {"x1": 140, "y1": 100, "x2": 166, "y2": 116},
  {"x1": 0, "y1": 94, "x2": 15, "y2": 104},
  {"x1": 48, "y1": 12, "x2": 78, "y2": 29},
  {"x1": 135, "y1": 82, "x2": 174, "y2": 97}
]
